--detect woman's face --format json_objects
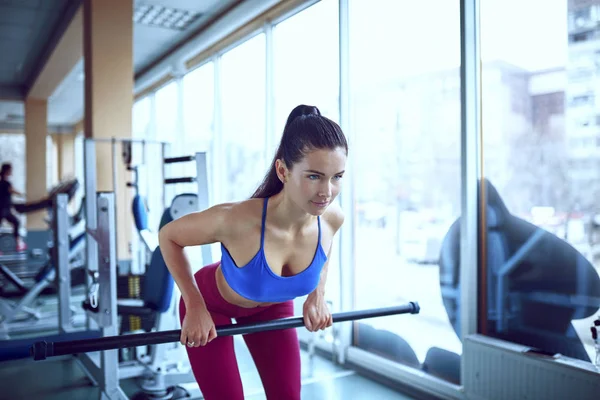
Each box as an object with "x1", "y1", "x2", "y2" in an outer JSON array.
[{"x1": 282, "y1": 147, "x2": 347, "y2": 216}]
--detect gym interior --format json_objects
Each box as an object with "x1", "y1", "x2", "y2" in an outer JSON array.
[{"x1": 1, "y1": 0, "x2": 599, "y2": 399}]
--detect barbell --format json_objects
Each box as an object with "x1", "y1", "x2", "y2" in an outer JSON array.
[{"x1": 31, "y1": 302, "x2": 420, "y2": 361}]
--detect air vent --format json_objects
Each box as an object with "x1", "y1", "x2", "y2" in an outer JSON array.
[{"x1": 133, "y1": 3, "x2": 201, "y2": 31}]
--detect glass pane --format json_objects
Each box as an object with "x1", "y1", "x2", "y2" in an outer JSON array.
[
  {"x1": 220, "y1": 34, "x2": 266, "y2": 202},
  {"x1": 133, "y1": 96, "x2": 152, "y2": 139},
  {"x1": 47, "y1": 135, "x2": 58, "y2": 188},
  {"x1": 349, "y1": 0, "x2": 462, "y2": 384},
  {"x1": 481, "y1": 0, "x2": 600, "y2": 364},
  {"x1": 133, "y1": 96, "x2": 164, "y2": 234},
  {"x1": 155, "y1": 82, "x2": 179, "y2": 144},
  {"x1": 182, "y1": 62, "x2": 218, "y2": 264},
  {"x1": 273, "y1": 0, "x2": 340, "y2": 132},
  {"x1": 176, "y1": 62, "x2": 216, "y2": 198},
  {"x1": 156, "y1": 81, "x2": 191, "y2": 198},
  {"x1": 273, "y1": 0, "x2": 341, "y2": 310},
  {"x1": 183, "y1": 62, "x2": 215, "y2": 150}
]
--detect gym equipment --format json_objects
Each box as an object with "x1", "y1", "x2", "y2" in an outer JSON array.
[
  {"x1": 31, "y1": 303, "x2": 420, "y2": 360},
  {"x1": 86, "y1": 137, "x2": 168, "y2": 275},
  {"x1": 0, "y1": 178, "x2": 79, "y2": 254},
  {"x1": 53, "y1": 139, "x2": 209, "y2": 400},
  {"x1": 112, "y1": 139, "x2": 209, "y2": 274},
  {"x1": 132, "y1": 195, "x2": 158, "y2": 253},
  {"x1": 0, "y1": 194, "x2": 88, "y2": 339},
  {"x1": 0, "y1": 261, "x2": 84, "y2": 329},
  {"x1": 439, "y1": 178, "x2": 600, "y2": 362},
  {"x1": 12, "y1": 178, "x2": 79, "y2": 214},
  {"x1": 122, "y1": 138, "x2": 162, "y2": 273},
  {"x1": 162, "y1": 152, "x2": 212, "y2": 265}
]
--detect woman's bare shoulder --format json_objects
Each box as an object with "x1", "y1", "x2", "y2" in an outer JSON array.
[{"x1": 218, "y1": 198, "x2": 265, "y2": 236}]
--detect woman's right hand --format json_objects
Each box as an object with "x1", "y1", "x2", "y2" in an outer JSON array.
[{"x1": 181, "y1": 304, "x2": 217, "y2": 348}]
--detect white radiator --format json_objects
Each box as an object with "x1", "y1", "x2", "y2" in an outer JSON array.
[{"x1": 463, "y1": 334, "x2": 600, "y2": 400}]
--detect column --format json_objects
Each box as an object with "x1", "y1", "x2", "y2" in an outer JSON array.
[
  {"x1": 84, "y1": 0, "x2": 134, "y2": 269},
  {"x1": 57, "y1": 133, "x2": 76, "y2": 179},
  {"x1": 56, "y1": 132, "x2": 78, "y2": 213},
  {"x1": 24, "y1": 98, "x2": 48, "y2": 232}
]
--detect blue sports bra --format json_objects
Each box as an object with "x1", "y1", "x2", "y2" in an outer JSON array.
[{"x1": 220, "y1": 197, "x2": 328, "y2": 303}]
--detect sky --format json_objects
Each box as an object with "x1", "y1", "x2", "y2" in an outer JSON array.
[
  {"x1": 347, "y1": 0, "x2": 568, "y2": 80},
  {"x1": 480, "y1": 0, "x2": 568, "y2": 71}
]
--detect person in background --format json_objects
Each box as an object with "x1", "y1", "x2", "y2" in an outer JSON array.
[{"x1": 0, "y1": 163, "x2": 26, "y2": 252}]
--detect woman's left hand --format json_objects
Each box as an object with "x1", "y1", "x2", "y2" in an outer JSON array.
[{"x1": 303, "y1": 293, "x2": 333, "y2": 332}]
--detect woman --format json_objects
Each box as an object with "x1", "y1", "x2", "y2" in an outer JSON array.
[
  {"x1": 0, "y1": 163, "x2": 26, "y2": 252},
  {"x1": 159, "y1": 104, "x2": 348, "y2": 399}
]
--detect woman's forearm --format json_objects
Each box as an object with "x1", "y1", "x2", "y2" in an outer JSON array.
[{"x1": 310, "y1": 261, "x2": 328, "y2": 299}]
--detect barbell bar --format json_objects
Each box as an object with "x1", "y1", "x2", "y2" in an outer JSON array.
[{"x1": 31, "y1": 302, "x2": 419, "y2": 361}]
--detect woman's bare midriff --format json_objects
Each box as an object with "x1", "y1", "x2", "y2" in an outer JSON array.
[{"x1": 214, "y1": 263, "x2": 277, "y2": 309}]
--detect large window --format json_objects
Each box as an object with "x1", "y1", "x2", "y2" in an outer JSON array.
[
  {"x1": 272, "y1": 0, "x2": 340, "y2": 135},
  {"x1": 481, "y1": 0, "x2": 600, "y2": 363},
  {"x1": 349, "y1": 0, "x2": 462, "y2": 384},
  {"x1": 220, "y1": 34, "x2": 267, "y2": 202}
]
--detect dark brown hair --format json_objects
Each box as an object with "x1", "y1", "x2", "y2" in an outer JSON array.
[
  {"x1": 0, "y1": 163, "x2": 12, "y2": 179},
  {"x1": 251, "y1": 105, "x2": 348, "y2": 198}
]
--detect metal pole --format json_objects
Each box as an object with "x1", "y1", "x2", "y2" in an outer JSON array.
[
  {"x1": 111, "y1": 138, "x2": 119, "y2": 263},
  {"x1": 95, "y1": 193, "x2": 118, "y2": 329},
  {"x1": 31, "y1": 303, "x2": 420, "y2": 360},
  {"x1": 54, "y1": 194, "x2": 72, "y2": 333},
  {"x1": 161, "y1": 143, "x2": 167, "y2": 209},
  {"x1": 84, "y1": 139, "x2": 98, "y2": 332},
  {"x1": 195, "y1": 152, "x2": 212, "y2": 264},
  {"x1": 460, "y1": 0, "x2": 481, "y2": 339},
  {"x1": 461, "y1": 0, "x2": 482, "y2": 387},
  {"x1": 337, "y1": 0, "x2": 353, "y2": 365}
]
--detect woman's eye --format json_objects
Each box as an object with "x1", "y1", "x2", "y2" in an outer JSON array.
[{"x1": 308, "y1": 175, "x2": 320, "y2": 180}]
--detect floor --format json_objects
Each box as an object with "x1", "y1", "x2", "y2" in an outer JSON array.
[
  {"x1": 0, "y1": 336, "x2": 419, "y2": 400},
  {"x1": 0, "y1": 261, "x2": 420, "y2": 399}
]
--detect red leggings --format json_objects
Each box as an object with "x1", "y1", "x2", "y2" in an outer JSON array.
[{"x1": 179, "y1": 262, "x2": 301, "y2": 400}]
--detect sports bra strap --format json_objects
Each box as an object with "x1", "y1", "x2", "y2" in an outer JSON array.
[{"x1": 317, "y1": 215, "x2": 321, "y2": 243}]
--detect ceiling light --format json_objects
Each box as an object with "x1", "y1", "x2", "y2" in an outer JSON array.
[{"x1": 133, "y1": 3, "x2": 201, "y2": 31}]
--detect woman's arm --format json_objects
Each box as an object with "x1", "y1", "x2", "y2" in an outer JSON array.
[
  {"x1": 158, "y1": 204, "x2": 230, "y2": 309},
  {"x1": 309, "y1": 205, "x2": 345, "y2": 299},
  {"x1": 8, "y1": 184, "x2": 22, "y2": 197},
  {"x1": 303, "y1": 204, "x2": 345, "y2": 331}
]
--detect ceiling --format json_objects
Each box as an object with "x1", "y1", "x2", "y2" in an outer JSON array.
[
  {"x1": 0, "y1": 0, "x2": 75, "y2": 98},
  {"x1": 0, "y1": 0, "x2": 240, "y2": 129}
]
